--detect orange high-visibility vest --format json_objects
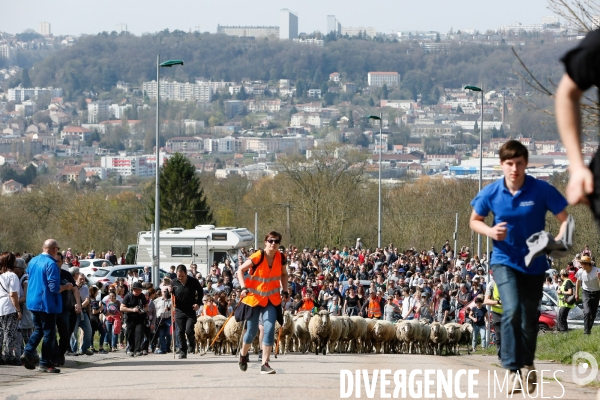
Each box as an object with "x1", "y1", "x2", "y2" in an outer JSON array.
[
  {"x1": 242, "y1": 250, "x2": 283, "y2": 308},
  {"x1": 300, "y1": 299, "x2": 315, "y2": 312},
  {"x1": 202, "y1": 304, "x2": 219, "y2": 317},
  {"x1": 367, "y1": 298, "x2": 382, "y2": 318}
]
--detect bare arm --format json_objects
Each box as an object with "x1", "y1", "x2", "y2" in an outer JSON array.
[
  {"x1": 469, "y1": 210, "x2": 507, "y2": 241},
  {"x1": 9, "y1": 291, "x2": 21, "y2": 320},
  {"x1": 554, "y1": 210, "x2": 569, "y2": 241},
  {"x1": 575, "y1": 279, "x2": 581, "y2": 300},
  {"x1": 555, "y1": 73, "x2": 593, "y2": 205}
]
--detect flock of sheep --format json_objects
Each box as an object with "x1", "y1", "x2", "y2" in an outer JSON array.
[{"x1": 193, "y1": 311, "x2": 476, "y2": 357}]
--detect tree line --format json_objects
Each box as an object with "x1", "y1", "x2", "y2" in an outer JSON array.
[{"x1": 19, "y1": 31, "x2": 572, "y2": 102}]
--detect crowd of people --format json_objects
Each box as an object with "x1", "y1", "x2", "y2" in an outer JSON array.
[{"x1": 0, "y1": 235, "x2": 597, "y2": 373}]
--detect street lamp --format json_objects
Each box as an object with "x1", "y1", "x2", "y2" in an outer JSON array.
[
  {"x1": 367, "y1": 113, "x2": 383, "y2": 249},
  {"x1": 154, "y1": 56, "x2": 184, "y2": 288},
  {"x1": 464, "y1": 85, "x2": 483, "y2": 259}
]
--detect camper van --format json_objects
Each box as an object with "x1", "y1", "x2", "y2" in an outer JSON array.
[{"x1": 136, "y1": 225, "x2": 254, "y2": 276}]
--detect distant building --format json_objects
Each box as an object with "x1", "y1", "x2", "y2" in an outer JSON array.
[
  {"x1": 216, "y1": 25, "x2": 279, "y2": 38},
  {"x1": 88, "y1": 101, "x2": 110, "y2": 124},
  {"x1": 329, "y1": 72, "x2": 341, "y2": 82},
  {"x1": 8, "y1": 87, "x2": 63, "y2": 103},
  {"x1": 61, "y1": 126, "x2": 92, "y2": 141},
  {"x1": 225, "y1": 100, "x2": 245, "y2": 118},
  {"x1": 100, "y1": 153, "x2": 168, "y2": 177},
  {"x1": 341, "y1": 26, "x2": 377, "y2": 37},
  {"x1": 39, "y1": 22, "x2": 51, "y2": 36},
  {"x1": 142, "y1": 80, "x2": 212, "y2": 103},
  {"x1": 165, "y1": 137, "x2": 203, "y2": 153},
  {"x1": 2, "y1": 180, "x2": 23, "y2": 195},
  {"x1": 292, "y1": 38, "x2": 323, "y2": 46},
  {"x1": 115, "y1": 23, "x2": 127, "y2": 33},
  {"x1": 327, "y1": 15, "x2": 342, "y2": 35},
  {"x1": 60, "y1": 166, "x2": 86, "y2": 185},
  {"x1": 280, "y1": 9, "x2": 298, "y2": 39},
  {"x1": 368, "y1": 72, "x2": 400, "y2": 87}
]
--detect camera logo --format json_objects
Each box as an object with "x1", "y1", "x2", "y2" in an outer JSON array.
[{"x1": 572, "y1": 351, "x2": 598, "y2": 386}]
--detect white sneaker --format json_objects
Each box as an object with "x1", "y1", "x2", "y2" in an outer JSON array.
[
  {"x1": 509, "y1": 370, "x2": 524, "y2": 395},
  {"x1": 523, "y1": 364, "x2": 537, "y2": 394}
]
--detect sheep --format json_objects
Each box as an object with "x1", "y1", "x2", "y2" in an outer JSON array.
[
  {"x1": 363, "y1": 318, "x2": 379, "y2": 353},
  {"x1": 194, "y1": 316, "x2": 216, "y2": 355},
  {"x1": 212, "y1": 315, "x2": 227, "y2": 355},
  {"x1": 397, "y1": 320, "x2": 422, "y2": 354},
  {"x1": 372, "y1": 320, "x2": 396, "y2": 354},
  {"x1": 429, "y1": 322, "x2": 448, "y2": 356},
  {"x1": 308, "y1": 310, "x2": 333, "y2": 355},
  {"x1": 274, "y1": 311, "x2": 294, "y2": 355},
  {"x1": 339, "y1": 316, "x2": 353, "y2": 353},
  {"x1": 348, "y1": 316, "x2": 368, "y2": 353},
  {"x1": 419, "y1": 321, "x2": 432, "y2": 355},
  {"x1": 293, "y1": 311, "x2": 312, "y2": 353},
  {"x1": 327, "y1": 316, "x2": 344, "y2": 354},
  {"x1": 459, "y1": 323, "x2": 473, "y2": 355},
  {"x1": 223, "y1": 316, "x2": 244, "y2": 356},
  {"x1": 444, "y1": 322, "x2": 463, "y2": 355}
]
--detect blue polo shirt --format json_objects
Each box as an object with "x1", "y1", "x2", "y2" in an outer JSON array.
[{"x1": 471, "y1": 175, "x2": 567, "y2": 275}]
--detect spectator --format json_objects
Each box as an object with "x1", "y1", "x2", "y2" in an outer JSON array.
[
  {"x1": 14, "y1": 258, "x2": 33, "y2": 358},
  {"x1": 22, "y1": 239, "x2": 72, "y2": 373},
  {"x1": 0, "y1": 252, "x2": 20, "y2": 365},
  {"x1": 120, "y1": 281, "x2": 147, "y2": 357},
  {"x1": 556, "y1": 269, "x2": 575, "y2": 333},
  {"x1": 574, "y1": 256, "x2": 600, "y2": 335},
  {"x1": 88, "y1": 286, "x2": 107, "y2": 354},
  {"x1": 153, "y1": 288, "x2": 172, "y2": 354},
  {"x1": 70, "y1": 273, "x2": 93, "y2": 356},
  {"x1": 142, "y1": 288, "x2": 156, "y2": 355},
  {"x1": 469, "y1": 297, "x2": 488, "y2": 350}
]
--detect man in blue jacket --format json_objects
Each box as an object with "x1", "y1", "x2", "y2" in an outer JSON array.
[{"x1": 21, "y1": 239, "x2": 73, "y2": 373}]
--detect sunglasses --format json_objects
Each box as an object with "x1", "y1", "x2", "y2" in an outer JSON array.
[{"x1": 267, "y1": 239, "x2": 280, "y2": 244}]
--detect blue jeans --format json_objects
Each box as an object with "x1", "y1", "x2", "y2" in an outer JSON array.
[
  {"x1": 472, "y1": 325, "x2": 487, "y2": 350},
  {"x1": 157, "y1": 320, "x2": 171, "y2": 352},
  {"x1": 105, "y1": 321, "x2": 118, "y2": 348},
  {"x1": 492, "y1": 264, "x2": 545, "y2": 371},
  {"x1": 25, "y1": 311, "x2": 57, "y2": 367},
  {"x1": 243, "y1": 303, "x2": 276, "y2": 346},
  {"x1": 70, "y1": 312, "x2": 92, "y2": 352}
]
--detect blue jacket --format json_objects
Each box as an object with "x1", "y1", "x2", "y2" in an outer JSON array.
[{"x1": 26, "y1": 253, "x2": 62, "y2": 313}]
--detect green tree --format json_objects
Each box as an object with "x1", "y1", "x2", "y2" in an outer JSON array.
[
  {"x1": 21, "y1": 68, "x2": 32, "y2": 88},
  {"x1": 236, "y1": 86, "x2": 248, "y2": 100},
  {"x1": 382, "y1": 84, "x2": 388, "y2": 100},
  {"x1": 146, "y1": 153, "x2": 214, "y2": 229}
]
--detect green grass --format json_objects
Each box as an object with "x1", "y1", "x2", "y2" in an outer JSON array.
[{"x1": 476, "y1": 329, "x2": 600, "y2": 365}]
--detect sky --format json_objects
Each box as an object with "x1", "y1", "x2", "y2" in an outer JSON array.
[{"x1": 2, "y1": 0, "x2": 554, "y2": 36}]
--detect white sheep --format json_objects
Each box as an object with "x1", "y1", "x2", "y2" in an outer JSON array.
[
  {"x1": 372, "y1": 320, "x2": 396, "y2": 354},
  {"x1": 363, "y1": 318, "x2": 379, "y2": 353},
  {"x1": 327, "y1": 316, "x2": 344, "y2": 353},
  {"x1": 212, "y1": 315, "x2": 227, "y2": 355},
  {"x1": 419, "y1": 321, "x2": 432, "y2": 355},
  {"x1": 397, "y1": 320, "x2": 422, "y2": 354},
  {"x1": 308, "y1": 310, "x2": 333, "y2": 355},
  {"x1": 194, "y1": 316, "x2": 216, "y2": 355},
  {"x1": 275, "y1": 310, "x2": 294, "y2": 355},
  {"x1": 444, "y1": 322, "x2": 463, "y2": 355},
  {"x1": 339, "y1": 316, "x2": 353, "y2": 353},
  {"x1": 348, "y1": 316, "x2": 368, "y2": 353},
  {"x1": 293, "y1": 311, "x2": 312, "y2": 353},
  {"x1": 429, "y1": 322, "x2": 448, "y2": 356},
  {"x1": 223, "y1": 316, "x2": 244, "y2": 356}
]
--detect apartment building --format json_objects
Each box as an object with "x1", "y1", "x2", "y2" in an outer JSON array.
[
  {"x1": 341, "y1": 26, "x2": 377, "y2": 37},
  {"x1": 88, "y1": 101, "x2": 110, "y2": 123},
  {"x1": 100, "y1": 152, "x2": 168, "y2": 177},
  {"x1": 368, "y1": 72, "x2": 400, "y2": 87},
  {"x1": 280, "y1": 9, "x2": 299, "y2": 39},
  {"x1": 142, "y1": 80, "x2": 212, "y2": 102},
  {"x1": 165, "y1": 137, "x2": 203, "y2": 153},
  {"x1": 8, "y1": 87, "x2": 63, "y2": 103},
  {"x1": 217, "y1": 25, "x2": 279, "y2": 38}
]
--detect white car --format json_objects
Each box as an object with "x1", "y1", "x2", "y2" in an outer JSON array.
[
  {"x1": 78, "y1": 259, "x2": 114, "y2": 278},
  {"x1": 87, "y1": 265, "x2": 167, "y2": 286}
]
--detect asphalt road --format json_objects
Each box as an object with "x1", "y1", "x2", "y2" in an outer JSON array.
[{"x1": 0, "y1": 350, "x2": 598, "y2": 399}]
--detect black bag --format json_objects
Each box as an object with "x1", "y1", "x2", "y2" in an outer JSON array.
[{"x1": 565, "y1": 294, "x2": 576, "y2": 305}]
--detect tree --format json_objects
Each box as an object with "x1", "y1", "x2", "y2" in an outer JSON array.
[
  {"x1": 236, "y1": 86, "x2": 248, "y2": 100},
  {"x1": 21, "y1": 68, "x2": 32, "y2": 88},
  {"x1": 348, "y1": 112, "x2": 354, "y2": 128},
  {"x1": 146, "y1": 153, "x2": 214, "y2": 229},
  {"x1": 382, "y1": 84, "x2": 388, "y2": 100}
]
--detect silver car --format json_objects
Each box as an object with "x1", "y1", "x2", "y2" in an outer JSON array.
[
  {"x1": 88, "y1": 265, "x2": 167, "y2": 286},
  {"x1": 541, "y1": 287, "x2": 600, "y2": 329}
]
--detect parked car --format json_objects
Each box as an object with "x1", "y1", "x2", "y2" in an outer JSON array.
[
  {"x1": 540, "y1": 287, "x2": 600, "y2": 329},
  {"x1": 456, "y1": 297, "x2": 557, "y2": 332},
  {"x1": 87, "y1": 265, "x2": 166, "y2": 286},
  {"x1": 78, "y1": 259, "x2": 113, "y2": 278}
]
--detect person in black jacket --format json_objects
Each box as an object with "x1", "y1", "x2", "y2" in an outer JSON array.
[
  {"x1": 171, "y1": 264, "x2": 203, "y2": 359},
  {"x1": 120, "y1": 281, "x2": 147, "y2": 357}
]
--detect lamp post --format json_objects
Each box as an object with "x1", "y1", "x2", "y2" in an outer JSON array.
[
  {"x1": 464, "y1": 85, "x2": 484, "y2": 258},
  {"x1": 154, "y1": 56, "x2": 184, "y2": 288},
  {"x1": 367, "y1": 113, "x2": 383, "y2": 249}
]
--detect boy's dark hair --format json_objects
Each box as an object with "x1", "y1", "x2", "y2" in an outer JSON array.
[{"x1": 499, "y1": 140, "x2": 528, "y2": 163}]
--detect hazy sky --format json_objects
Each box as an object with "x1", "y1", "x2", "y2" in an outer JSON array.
[{"x1": 3, "y1": 0, "x2": 554, "y2": 36}]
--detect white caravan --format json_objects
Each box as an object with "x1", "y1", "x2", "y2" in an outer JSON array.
[{"x1": 136, "y1": 225, "x2": 254, "y2": 276}]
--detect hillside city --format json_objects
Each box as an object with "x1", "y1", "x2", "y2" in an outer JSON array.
[{"x1": 1, "y1": 10, "x2": 599, "y2": 195}]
